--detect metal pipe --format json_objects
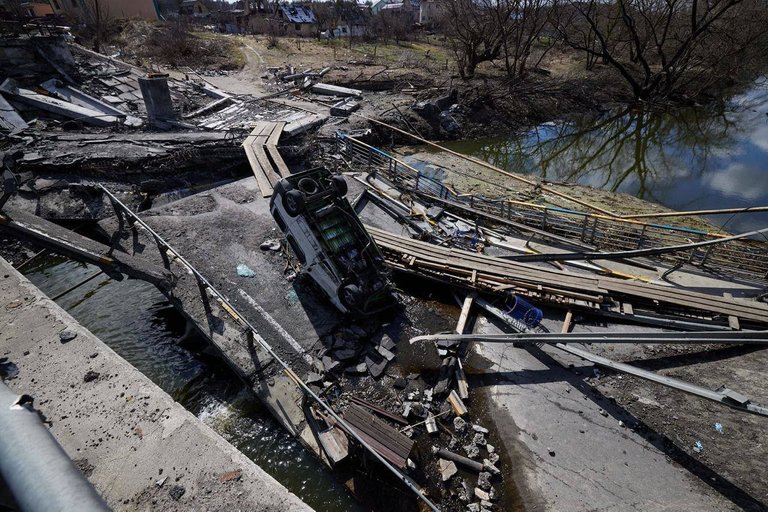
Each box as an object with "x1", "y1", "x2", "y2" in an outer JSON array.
[
  {"x1": 469, "y1": 300, "x2": 768, "y2": 417},
  {"x1": 0, "y1": 381, "x2": 112, "y2": 512},
  {"x1": 410, "y1": 332, "x2": 768, "y2": 345}
]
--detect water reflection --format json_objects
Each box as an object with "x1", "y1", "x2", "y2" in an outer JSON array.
[{"x1": 445, "y1": 78, "x2": 768, "y2": 233}]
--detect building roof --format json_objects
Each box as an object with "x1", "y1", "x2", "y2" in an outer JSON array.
[{"x1": 277, "y1": 3, "x2": 316, "y2": 23}]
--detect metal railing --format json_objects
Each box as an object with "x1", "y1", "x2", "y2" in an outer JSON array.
[{"x1": 337, "y1": 134, "x2": 768, "y2": 281}]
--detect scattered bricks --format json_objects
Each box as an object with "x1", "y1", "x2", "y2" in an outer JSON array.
[
  {"x1": 472, "y1": 433, "x2": 486, "y2": 446},
  {"x1": 474, "y1": 488, "x2": 491, "y2": 501},
  {"x1": 378, "y1": 332, "x2": 397, "y2": 351},
  {"x1": 438, "y1": 458, "x2": 458, "y2": 481},
  {"x1": 376, "y1": 345, "x2": 395, "y2": 361},
  {"x1": 486, "y1": 444, "x2": 495, "y2": 453},
  {"x1": 472, "y1": 424, "x2": 489, "y2": 434},
  {"x1": 477, "y1": 471, "x2": 492, "y2": 491},
  {"x1": 365, "y1": 353, "x2": 388, "y2": 379},
  {"x1": 454, "y1": 416, "x2": 467, "y2": 433},
  {"x1": 488, "y1": 452, "x2": 500, "y2": 465},
  {"x1": 464, "y1": 444, "x2": 480, "y2": 459},
  {"x1": 468, "y1": 503, "x2": 480, "y2": 512}
]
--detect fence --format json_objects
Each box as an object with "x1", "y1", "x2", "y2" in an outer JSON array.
[{"x1": 337, "y1": 133, "x2": 768, "y2": 281}]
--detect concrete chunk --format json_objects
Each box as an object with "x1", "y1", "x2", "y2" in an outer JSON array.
[
  {"x1": 310, "y1": 82, "x2": 362, "y2": 97},
  {"x1": 438, "y1": 458, "x2": 457, "y2": 481}
]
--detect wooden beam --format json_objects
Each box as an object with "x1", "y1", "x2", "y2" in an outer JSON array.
[{"x1": 455, "y1": 292, "x2": 476, "y2": 334}]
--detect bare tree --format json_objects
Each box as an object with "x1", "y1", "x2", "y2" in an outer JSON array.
[
  {"x1": 441, "y1": 0, "x2": 505, "y2": 78},
  {"x1": 553, "y1": 0, "x2": 768, "y2": 100},
  {"x1": 496, "y1": 0, "x2": 551, "y2": 81},
  {"x1": 441, "y1": 0, "x2": 551, "y2": 80}
]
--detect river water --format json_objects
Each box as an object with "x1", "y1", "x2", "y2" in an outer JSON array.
[
  {"x1": 23, "y1": 256, "x2": 362, "y2": 512},
  {"x1": 441, "y1": 78, "x2": 768, "y2": 234}
]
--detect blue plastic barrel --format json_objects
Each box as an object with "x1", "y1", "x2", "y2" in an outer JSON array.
[{"x1": 506, "y1": 295, "x2": 543, "y2": 327}]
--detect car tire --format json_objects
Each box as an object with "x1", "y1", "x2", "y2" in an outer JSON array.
[
  {"x1": 283, "y1": 190, "x2": 305, "y2": 217},
  {"x1": 297, "y1": 177, "x2": 319, "y2": 195},
  {"x1": 338, "y1": 283, "x2": 362, "y2": 310},
  {"x1": 332, "y1": 176, "x2": 348, "y2": 197}
]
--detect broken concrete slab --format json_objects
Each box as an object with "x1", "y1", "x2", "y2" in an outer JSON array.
[
  {"x1": 0, "y1": 79, "x2": 120, "y2": 127},
  {"x1": 330, "y1": 98, "x2": 360, "y2": 117},
  {"x1": 310, "y1": 83, "x2": 362, "y2": 98},
  {"x1": 365, "y1": 353, "x2": 388, "y2": 378},
  {"x1": 138, "y1": 75, "x2": 176, "y2": 124},
  {"x1": 0, "y1": 93, "x2": 28, "y2": 134},
  {"x1": 376, "y1": 344, "x2": 395, "y2": 361},
  {"x1": 40, "y1": 78, "x2": 142, "y2": 128},
  {"x1": 283, "y1": 113, "x2": 327, "y2": 138},
  {"x1": 438, "y1": 458, "x2": 457, "y2": 481}
]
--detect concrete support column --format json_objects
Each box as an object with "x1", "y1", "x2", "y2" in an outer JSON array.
[{"x1": 138, "y1": 74, "x2": 176, "y2": 125}]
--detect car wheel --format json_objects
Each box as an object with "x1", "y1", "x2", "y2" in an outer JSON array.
[
  {"x1": 283, "y1": 189, "x2": 305, "y2": 217},
  {"x1": 338, "y1": 283, "x2": 362, "y2": 310},
  {"x1": 297, "y1": 177, "x2": 319, "y2": 195},
  {"x1": 332, "y1": 176, "x2": 348, "y2": 197}
]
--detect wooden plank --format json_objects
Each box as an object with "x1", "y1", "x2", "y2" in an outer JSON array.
[
  {"x1": 561, "y1": 310, "x2": 573, "y2": 334},
  {"x1": 318, "y1": 426, "x2": 348, "y2": 465},
  {"x1": 455, "y1": 292, "x2": 476, "y2": 334},
  {"x1": 266, "y1": 120, "x2": 286, "y2": 147},
  {"x1": 242, "y1": 141, "x2": 273, "y2": 197},
  {"x1": 622, "y1": 302, "x2": 634, "y2": 315},
  {"x1": 369, "y1": 227, "x2": 768, "y2": 324},
  {"x1": 267, "y1": 144, "x2": 291, "y2": 178},
  {"x1": 723, "y1": 292, "x2": 741, "y2": 330},
  {"x1": 341, "y1": 405, "x2": 413, "y2": 469},
  {"x1": 345, "y1": 405, "x2": 413, "y2": 455},
  {"x1": 254, "y1": 144, "x2": 281, "y2": 187},
  {"x1": 348, "y1": 396, "x2": 409, "y2": 426},
  {"x1": 455, "y1": 359, "x2": 469, "y2": 400},
  {"x1": 602, "y1": 280, "x2": 768, "y2": 322},
  {"x1": 447, "y1": 390, "x2": 468, "y2": 416}
]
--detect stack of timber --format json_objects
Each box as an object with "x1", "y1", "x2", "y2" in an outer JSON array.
[
  {"x1": 242, "y1": 121, "x2": 290, "y2": 197},
  {"x1": 367, "y1": 227, "x2": 768, "y2": 326},
  {"x1": 341, "y1": 404, "x2": 414, "y2": 470}
]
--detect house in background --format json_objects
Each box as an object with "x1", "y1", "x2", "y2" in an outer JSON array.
[
  {"x1": 418, "y1": 0, "x2": 445, "y2": 28},
  {"x1": 275, "y1": 3, "x2": 316, "y2": 36},
  {"x1": 48, "y1": 0, "x2": 163, "y2": 22},
  {"x1": 179, "y1": 0, "x2": 208, "y2": 17},
  {"x1": 249, "y1": 2, "x2": 316, "y2": 37}
]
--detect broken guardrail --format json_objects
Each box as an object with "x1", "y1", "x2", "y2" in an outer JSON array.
[
  {"x1": 0, "y1": 381, "x2": 112, "y2": 512},
  {"x1": 98, "y1": 184, "x2": 442, "y2": 512}
]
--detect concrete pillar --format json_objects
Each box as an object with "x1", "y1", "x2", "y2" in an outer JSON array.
[{"x1": 138, "y1": 74, "x2": 176, "y2": 124}]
